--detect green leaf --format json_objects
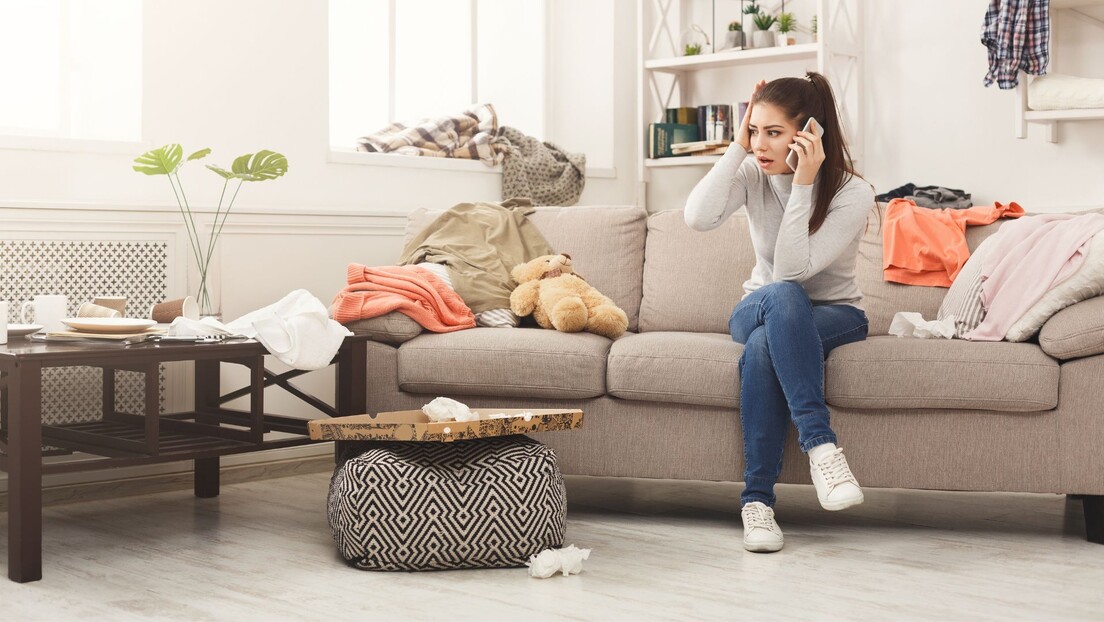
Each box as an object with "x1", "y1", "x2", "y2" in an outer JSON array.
[
  {"x1": 223, "y1": 150, "x2": 289, "y2": 182},
  {"x1": 132, "y1": 144, "x2": 183, "y2": 176},
  {"x1": 187, "y1": 148, "x2": 211, "y2": 161},
  {"x1": 205, "y1": 165, "x2": 236, "y2": 179}
]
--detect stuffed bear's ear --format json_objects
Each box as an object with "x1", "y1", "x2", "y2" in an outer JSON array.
[{"x1": 511, "y1": 258, "x2": 542, "y2": 284}]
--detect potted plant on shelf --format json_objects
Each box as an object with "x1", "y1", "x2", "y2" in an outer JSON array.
[
  {"x1": 724, "y1": 21, "x2": 744, "y2": 50},
  {"x1": 777, "y1": 12, "x2": 796, "y2": 46},
  {"x1": 132, "y1": 145, "x2": 289, "y2": 319},
  {"x1": 742, "y1": 2, "x2": 777, "y2": 49},
  {"x1": 681, "y1": 23, "x2": 710, "y2": 56},
  {"x1": 751, "y1": 10, "x2": 777, "y2": 48}
]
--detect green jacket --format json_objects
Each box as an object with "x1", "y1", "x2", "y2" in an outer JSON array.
[{"x1": 398, "y1": 198, "x2": 555, "y2": 314}]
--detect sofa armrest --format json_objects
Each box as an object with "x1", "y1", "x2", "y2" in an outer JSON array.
[
  {"x1": 343, "y1": 312, "x2": 424, "y2": 346},
  {"x1": 1039, "y1": 296, "x2": 1104, "y2": 360}
]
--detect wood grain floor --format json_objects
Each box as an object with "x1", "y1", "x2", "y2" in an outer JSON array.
[{"x1": 1, "y1": 472, "x2": 1102, "y2": 621}]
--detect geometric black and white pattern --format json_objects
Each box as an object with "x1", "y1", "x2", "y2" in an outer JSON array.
[
  {"x1": 327, "y1": 435, "x2": 566, "y2": 571},
  {"x1": 0, "y1": 240, "x2": 168, "y2": 434}
]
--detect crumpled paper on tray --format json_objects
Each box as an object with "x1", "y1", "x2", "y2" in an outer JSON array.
[
  {"x1": 422, "y1": 396, "x2": 480, "y2": 422},
  {"x1": 527, "y1": 545, "x2": 592, "y2": 578}
]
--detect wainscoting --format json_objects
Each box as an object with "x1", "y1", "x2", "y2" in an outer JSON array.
[{"x1": 0, "y1": 201, "x2": 405, "y2": 491}]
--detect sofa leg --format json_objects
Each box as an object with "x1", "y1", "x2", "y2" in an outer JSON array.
[{"x1": 1084, "y1": 495, "x2": 1104, "y2": 544}]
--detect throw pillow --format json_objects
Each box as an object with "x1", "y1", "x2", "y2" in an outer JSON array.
[
  {"x1": 1005, "y1": 232, "x2": 1104, "y2": 341},
  {"x1": 937, "y1": 230, "x2": 1001, "y2": 338}
]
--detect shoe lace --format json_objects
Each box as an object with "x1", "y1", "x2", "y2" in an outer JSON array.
[
  {"x1": 742, "y1": 503, "x2": 780, "y2": 534},
  {"x1": 816, "y1": 448, "x2": 857, "y2": 489}
]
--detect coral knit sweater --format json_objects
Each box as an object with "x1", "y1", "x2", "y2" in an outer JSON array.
[
  {"x1": 882, "y1": 198, "x2": 1024, "y2": 287},
  {"x1": 332, "y1": 264, "x2": 475, "y2": 332}
]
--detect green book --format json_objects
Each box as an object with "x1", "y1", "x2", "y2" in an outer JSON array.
[
  {"x1": 648, "y1": 123, "x2": 699, "y2": 158},
  {"x1": 665, "y1": 107, "x2": 697, "y2": 125}
]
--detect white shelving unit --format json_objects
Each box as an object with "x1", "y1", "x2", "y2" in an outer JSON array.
[
  {"x1": 1013, "y1": 0, "x2": 1104, "y2": 142},
  {"x1": 636, "y1": 0, "x2": 864, "y2": 207}
]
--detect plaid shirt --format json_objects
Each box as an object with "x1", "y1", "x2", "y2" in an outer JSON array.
[
  {"x1": 981, "y1": 0, "x2": 1050, "y2": 89},
  {"x1": 357, "y1": 103, "x2": 511, "y2": 166}
]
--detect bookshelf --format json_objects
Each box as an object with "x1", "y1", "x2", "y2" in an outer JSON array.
[
  {"x1": 637, "y1": 0, "x2": 864, "y2": 208},
  {"x1": 1013, "y1": 0, "x2": 1104, "y2": 142}
]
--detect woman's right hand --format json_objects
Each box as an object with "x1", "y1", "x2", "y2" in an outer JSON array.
[{"x1": 735, "y1": 80, "x2": 767, "y2": 153}]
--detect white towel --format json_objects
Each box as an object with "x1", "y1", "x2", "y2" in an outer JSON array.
[
  {"x1": 168, "y1": 290, "x2": 352, "y2": 370},
  {"x1": 888, "y1": 312, "x2": 956, "y2": 339}
]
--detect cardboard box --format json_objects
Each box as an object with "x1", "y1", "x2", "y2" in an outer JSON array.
[{"x1": 308, "y1": 408, "x2": 584, "y2": 442}]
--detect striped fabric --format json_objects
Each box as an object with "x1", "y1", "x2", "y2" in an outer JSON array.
[
  {"x1": 417, "y1": 262, "x2": 520, "y2": 328},
  {"x1": 357, "y1": 103, "x2": 511, "y2": 166},
  {"x1": 936, "y1": 237, "x2": 995, "y2": 338},
  {"x1": 981, "y1": 0, "x2": 1050, "y2": 90}
]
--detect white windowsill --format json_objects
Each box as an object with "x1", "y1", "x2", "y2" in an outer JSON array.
[
  {"x1": 328, "y1": 149, "x2": 616, "y2": 179},
  {"x1": 0, "y1": 134, "x2": 150, "y2": 155}
]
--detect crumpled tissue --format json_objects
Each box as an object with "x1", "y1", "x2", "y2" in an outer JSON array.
[
  {"x1": 422, "y1": 397, "x2": 480, "y2": 422},
  {"x1": 888, "y1": 312, "x2": 956, "y2": 339},
  {"x1": 527, "y1": 545, "x2": 591, "y2": 578}
]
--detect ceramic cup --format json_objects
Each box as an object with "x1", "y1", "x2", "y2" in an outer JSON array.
[
  {"x1": 0, "y1": 301, "x2": 8, "y2": 345},
  {"x1": 77, "y1": 302, "x2": 123, "y2": 318},
  {"x1": 21, "y1": 294, "x2": 68, "y2": 333},
  {"x1": 92, "y1": 296, "x2": 127, "y2": 316},
  {"x1": 150, "y1": 296, "x2": 199, "y2": 324}
]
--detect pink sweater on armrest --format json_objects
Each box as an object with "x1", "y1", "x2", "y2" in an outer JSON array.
[{"x1": 332, "y1": 264, "x2": 475, "y2": 332}]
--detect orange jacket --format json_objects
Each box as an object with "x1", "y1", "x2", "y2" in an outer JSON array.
[{"x1": 882, "y1": 198, "x2": 1025, "y2": 287}]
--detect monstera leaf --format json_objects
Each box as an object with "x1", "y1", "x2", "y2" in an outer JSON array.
[
  {"x1": 206, "y1": 150, "x2": 288, "y2": 181},
  {"x1": 132, "y1": 144, "x2": 184, "y2": 175}
]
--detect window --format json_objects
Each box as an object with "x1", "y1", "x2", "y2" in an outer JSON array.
[
  {"x1": 328, "y1": 0, "x2": 546, "y2": 150},
  {"x1": 0, "y1": 0, "x2": 142, "y2": 143}
]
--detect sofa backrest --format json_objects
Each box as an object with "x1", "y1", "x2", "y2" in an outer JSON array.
[
  {"x1": 639, "y1": 204, "x2": 1008, "y2": 336},
  {"x1": 638, "y1": 209, "x2": 754, "y2": 333},
  {"x1": 405, "y1": 205, "x2": 647, "y2": 331}
]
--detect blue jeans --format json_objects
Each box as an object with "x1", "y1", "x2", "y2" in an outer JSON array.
[{"x1": 729, "y1": 281, "x2": 868, "y2": 508}]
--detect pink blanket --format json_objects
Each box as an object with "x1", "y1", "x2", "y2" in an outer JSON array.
[{"x1": 965, "y1": 213, "x2": 1104, "y2": 341}]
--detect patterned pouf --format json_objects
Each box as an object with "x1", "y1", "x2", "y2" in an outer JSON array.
[{"x1": 327, "y1": 434, "x2": 566, "y2": 571}]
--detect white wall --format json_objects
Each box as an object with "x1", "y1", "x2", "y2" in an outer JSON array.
[{"x1": 863, "y1": 0, "x2": 1104, "y2": 211}]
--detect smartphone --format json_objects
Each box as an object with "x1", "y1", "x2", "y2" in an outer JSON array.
[{"x1": 786, "y1": 117, "x2": 824, "y2": 172}]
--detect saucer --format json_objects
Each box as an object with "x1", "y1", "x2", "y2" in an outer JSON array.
[
  {"x1": 60, "y1": 318, "x2": 157, "y2": 334},
  {"x1": 6, "y1": 324, "x2": 44, "y2": 337}
]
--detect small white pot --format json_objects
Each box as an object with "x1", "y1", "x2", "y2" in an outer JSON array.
[{"x1": 752, "y1": 30, "x2": 775, "y2": 48}]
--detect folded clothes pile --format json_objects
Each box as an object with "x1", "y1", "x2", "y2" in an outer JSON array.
[{"x1": 875, "y1": 182, "x2": 972, "y2": 209}]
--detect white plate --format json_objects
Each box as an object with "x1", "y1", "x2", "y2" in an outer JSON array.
[
  {"x1": 60, "y1": 318, "x2": 158, "y2": 334},
  {"x1": 6, "y1": 323, "x2": 44, "y2": 337}
]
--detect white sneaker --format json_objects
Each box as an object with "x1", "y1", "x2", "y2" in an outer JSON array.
[
  {"x1": 810, "y1": 447, "x2": 865, "y2": 511},
  {"x1": 741, "y1": 502, "x2": 784, "y2": 553}
]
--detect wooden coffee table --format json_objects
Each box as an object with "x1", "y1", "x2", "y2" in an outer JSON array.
[{"x1": 0, "y1": 334, "x2": 368, "y2": 583}]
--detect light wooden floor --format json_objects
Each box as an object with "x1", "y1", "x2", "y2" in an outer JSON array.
[{"x1": 2, "y1": 472, "x2": 1102, "y2": 621}]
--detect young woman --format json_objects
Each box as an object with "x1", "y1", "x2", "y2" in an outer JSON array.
[{"x1": 684, "y1": 72, "x2": 875, "y2": 553}]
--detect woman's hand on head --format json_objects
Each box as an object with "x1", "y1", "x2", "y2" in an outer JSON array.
[
  {"x1": 790, "y1": 118, "x2": 825, "y2": 185},
  {"x1": 735, "y1": 80, "x2": 768, "y2": 153}
]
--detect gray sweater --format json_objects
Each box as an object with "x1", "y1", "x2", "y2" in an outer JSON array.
[{"x1": 684, "y1": 146, "x2": 875, "y2": 310}]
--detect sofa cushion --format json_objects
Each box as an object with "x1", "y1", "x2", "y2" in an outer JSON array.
[
  {"x1": 344, "y1": 313, "x2": 423, "y2": 345},
  {"x1": 856, "y1": 203, "x2": 1007, "y2": 335},
  {"x1": 824, "y1": 335, "x2": 1059, "y2": 412},
  {"x1": 1038, "y1": 295, "x2": 1104, "y2": 360},
  {"x1": 607, "y1": 332, "x2": 741, "y2": 408},
  {"x1": 639, "y1": 209, "x2": 755, "y2": 333},
  {"x1": 406, "y1": 205, "x2": 646, "y2": 332},
  {"x1": 397, "y1": 327, "x2": 610, "y2": 398}
]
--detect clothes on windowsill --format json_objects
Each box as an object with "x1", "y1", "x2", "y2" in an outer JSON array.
[
  {"x1": 501, "y1": 127, "x2": 586, "y2": 206},
  {"x1": 882, "y1": 198, "x2": 1025, "y2": 287},
  {"x1": 981, "y1": 0, "x2": 1050, "y2": 90}
]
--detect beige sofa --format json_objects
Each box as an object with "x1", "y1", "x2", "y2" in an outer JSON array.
[{"x1": 354, "y1": 204, "x2": 1104, "y2": 543}]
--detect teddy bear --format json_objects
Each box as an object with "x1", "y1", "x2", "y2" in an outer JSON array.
[{"x1": 509, "y1": 253, "x2": 628, "y2": 339}]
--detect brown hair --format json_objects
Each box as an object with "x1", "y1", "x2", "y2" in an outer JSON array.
[{"x1": 752, "y1": 71, "x2": 864, "y2": 234}]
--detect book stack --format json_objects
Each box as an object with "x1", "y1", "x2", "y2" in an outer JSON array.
[
  {"x1": 648, "y1": 122, "x2": 700, "y2": 158},
  {"x1": 697, "y1": 104, "x2": 734, "y2": 142},
  {"x1": 670, "y1": 139, "x2": 732, "y2": 156}
]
